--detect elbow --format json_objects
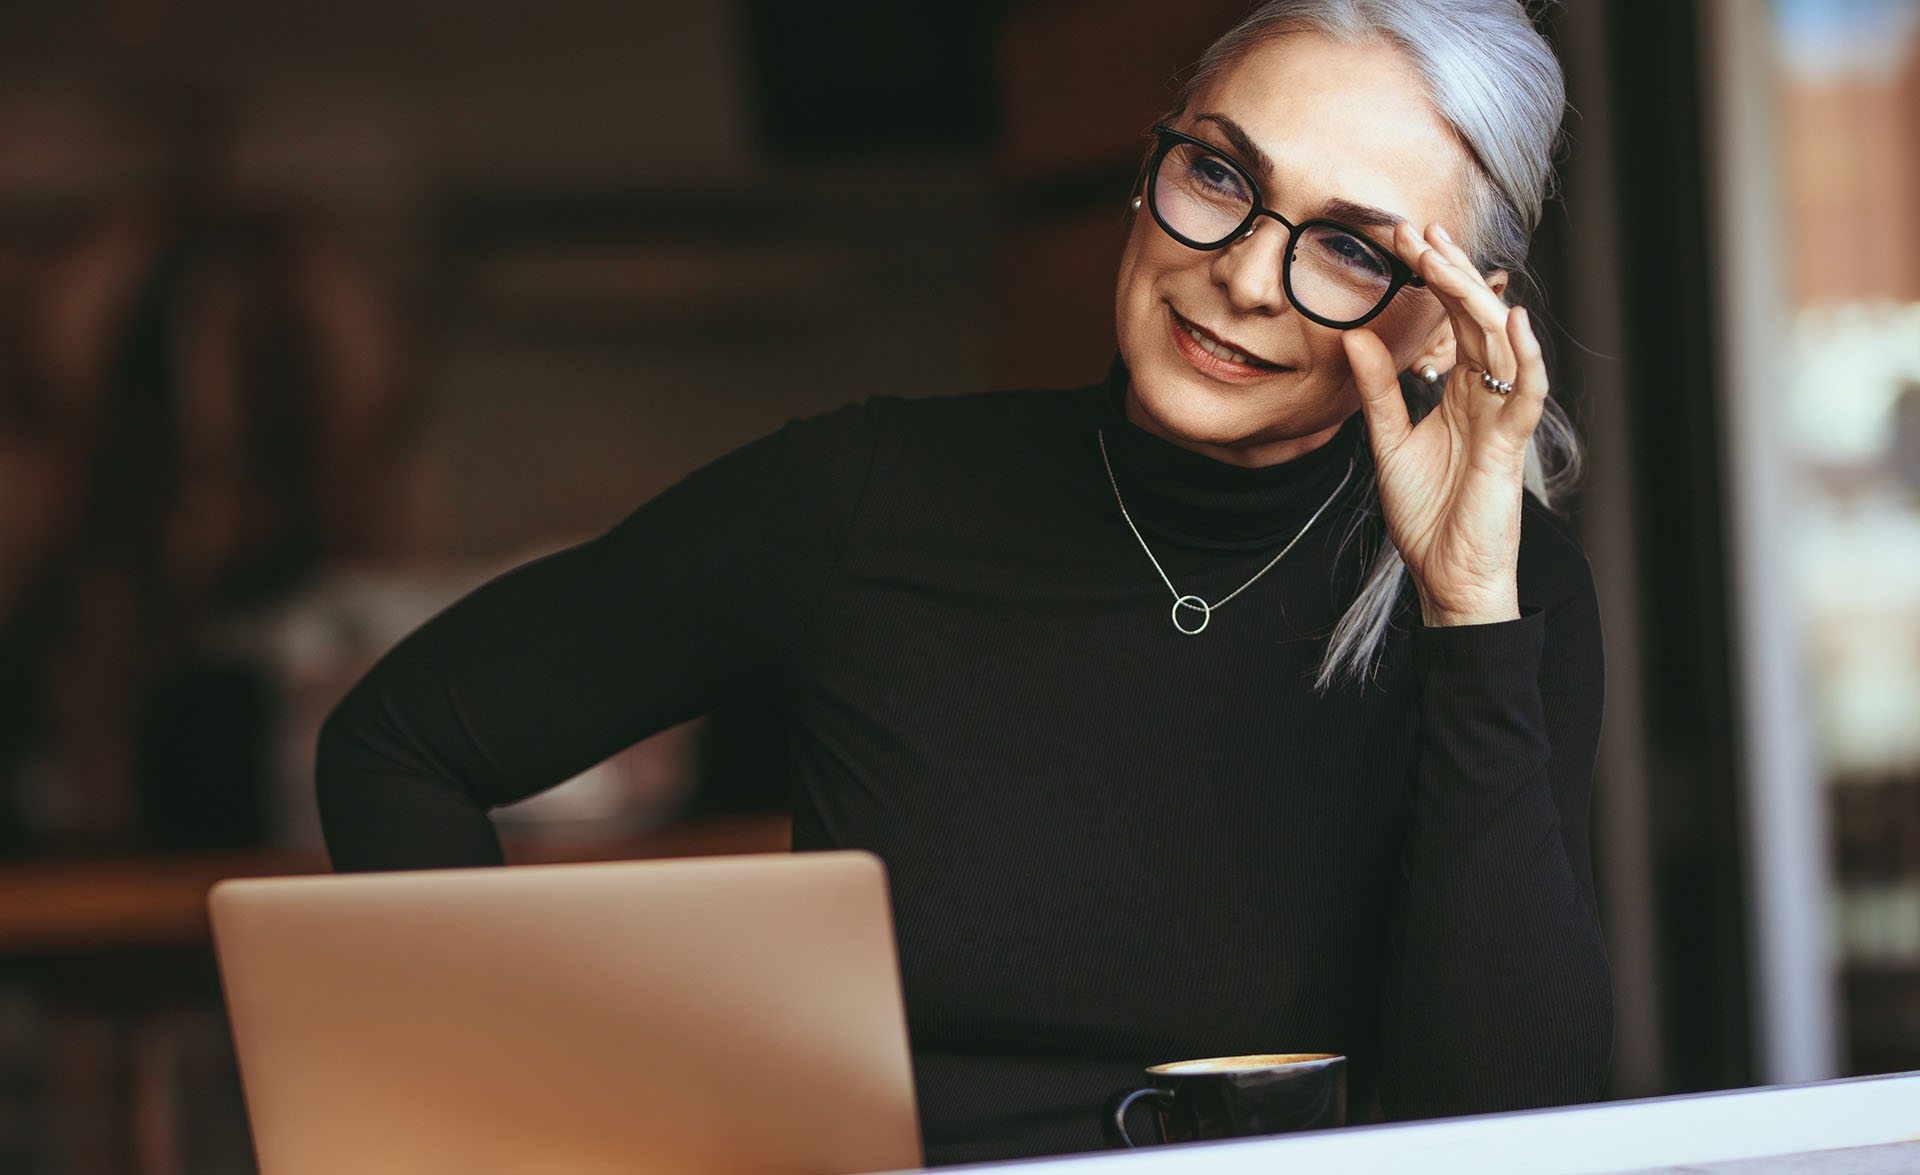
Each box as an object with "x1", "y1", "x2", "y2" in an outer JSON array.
[
  {"x1": 310, "y1": 682, "x2": 505, "y2": 874},
  {"x1": 313, "y1": 691, "x2": 375, "y2": 864}
]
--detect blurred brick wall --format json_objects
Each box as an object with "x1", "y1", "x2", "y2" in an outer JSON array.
[{"x1": 1781, "y1": 37, "x2": 1920, "y2": 306}]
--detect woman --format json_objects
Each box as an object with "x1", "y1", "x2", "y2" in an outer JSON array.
[{"x1": 318, "y1": 0, "x2": 1611, "y2": 1163}]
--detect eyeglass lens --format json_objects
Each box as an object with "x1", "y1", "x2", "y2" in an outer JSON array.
[{"x1": 1152, "y1": 140, "x2": 1399, "y2": 327}]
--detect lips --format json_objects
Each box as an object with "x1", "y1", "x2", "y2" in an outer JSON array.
[{"x1": 1167, "y1": 306, "x2": 1285, "y2": 372}]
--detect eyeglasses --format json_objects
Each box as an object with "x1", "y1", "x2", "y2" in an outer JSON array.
[{"x1": 1143, "y1": 122, "x2": 1426, "y2": 330}]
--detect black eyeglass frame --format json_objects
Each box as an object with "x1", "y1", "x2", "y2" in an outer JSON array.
[{"x1": 1144, "y1": 122, "x2": 1427, "y2": 330}]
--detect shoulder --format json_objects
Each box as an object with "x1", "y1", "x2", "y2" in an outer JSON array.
[
  {"x1": 854, "y1": 386, "x2": 1091, "y2": 446},
  {"x1": 596, "y1": 385, "x2": 1097, "y2": 576},
  {"x1": 694, "y1": 383, "x2": 1097, "y2": 499},
  {"x1": 784, "y1": 386, "x2": 1099, "y2": 492},
  {"x1": 776, "y1": 385, "x2": 1089, "y2": 453},
  {"x1": 731, "y1": 384, "x2": 1099, "y2": 527}
]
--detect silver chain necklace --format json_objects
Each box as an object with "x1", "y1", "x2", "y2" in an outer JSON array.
[{"x1": 1097, "y1": 429, "x2": 1355, "y2": 636}]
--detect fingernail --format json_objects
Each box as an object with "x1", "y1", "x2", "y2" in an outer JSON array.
[{"x1": 1434, "y1": 224, "x2": 1454, "y2": 244}]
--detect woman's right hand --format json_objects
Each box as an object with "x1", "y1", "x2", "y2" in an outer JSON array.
[{"x1": 1341, "y1": 221, "x2": 1547, "y2": 628}]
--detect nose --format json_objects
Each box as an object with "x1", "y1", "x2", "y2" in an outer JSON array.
[{"x1": 1208, "y1": 214, "x2": 1293, "y2": 317}]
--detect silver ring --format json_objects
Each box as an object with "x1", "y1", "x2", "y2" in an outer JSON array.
[{"x1": 1479, "y1": 370, "x2": 1514, "y2": 396}]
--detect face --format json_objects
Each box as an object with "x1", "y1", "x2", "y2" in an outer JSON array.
[{"x1": 1115, "y1": 31, "x2": 1477, "y2": 466}]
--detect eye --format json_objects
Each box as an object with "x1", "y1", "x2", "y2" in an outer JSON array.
[
  {"x1": 1308, "y1": 227, "x2": 1390, "y2": 278},
  {"x1": 1181, "y1": 150, "x2": 1251, "y2": 201}
]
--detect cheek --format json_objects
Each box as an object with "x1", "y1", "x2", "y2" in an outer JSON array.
[
  {"x1": 1116, "y1": 215, "x2": 1161, "y2": 293},
  {"x1": 1115, "y1": 224, "x2": 1142, "y2": 308},
  {"x1": 1114, "y1": 217, "x2": 1163, "y2": 341},
  {"x1": 1371, "y1": 297, "x2": 1449, "y2": 366}
]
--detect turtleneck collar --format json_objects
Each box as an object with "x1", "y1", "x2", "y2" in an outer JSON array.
[{"x1": 1088, "y1": 356, "x2": 1366, "y2": 549}]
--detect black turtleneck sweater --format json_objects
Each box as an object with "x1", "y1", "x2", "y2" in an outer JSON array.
[{"x1": 317, "y1": 371, "x2": 1612, "y2": 1165}]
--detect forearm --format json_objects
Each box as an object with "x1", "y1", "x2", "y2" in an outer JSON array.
[{"x1": 1379, "y1": 613, "x2": 1612, "y2": 1118}]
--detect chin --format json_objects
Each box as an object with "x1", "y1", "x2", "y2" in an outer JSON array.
[
  {"x1": 1132, "y1": 351, "x2": 1293, "y2": 432},
  {"x1": 1133, "y1": 374, "x2": 1261, "y2": 444},
  {"x1": 1126, "y1": 355, "x2": 1356, "y2": 465}
]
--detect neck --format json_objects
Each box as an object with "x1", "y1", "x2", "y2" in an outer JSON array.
[
  {"x1": 1094, "y1": 380, "x2": 1365, "y2": 549},
  {"x1": 1122, "y1": 389, "x2": 1349, "y2": 468}
]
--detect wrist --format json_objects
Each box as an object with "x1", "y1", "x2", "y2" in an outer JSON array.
[{"x1": 1416, "y1": 584, "x2": 1520, "y2": 628}]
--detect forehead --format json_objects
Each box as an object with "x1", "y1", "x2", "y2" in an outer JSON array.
[{"x1": 1187, "y1": 30, "x2": 1471, "y2": 230}]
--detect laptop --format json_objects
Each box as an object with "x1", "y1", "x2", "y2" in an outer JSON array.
[{"x1": 209, "y1": 851, "x2": 923, "y2": 1175}]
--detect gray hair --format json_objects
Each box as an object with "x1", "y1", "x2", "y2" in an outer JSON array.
[{"x1": 1167, "y1": 0, "x2": 1579, "y2": 689}]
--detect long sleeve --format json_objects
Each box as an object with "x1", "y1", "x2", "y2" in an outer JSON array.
[
  {"x1": 316, "y1": 405, "x2": 881, "y2": 872},
  {"x1": 1376, "y1": 507, "x2": 1612, "y2": 1118}
]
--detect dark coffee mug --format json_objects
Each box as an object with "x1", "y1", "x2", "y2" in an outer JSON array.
[{"x1": 1103, "y1": 1053, "x2": 1347, "y2": 1147}]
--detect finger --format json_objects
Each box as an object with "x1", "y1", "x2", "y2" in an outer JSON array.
[
  {"x1": 1425, "y1": 223, "x2": 1508, "y2": 318},
  {"x1": 1411, "y1": 224, "x2": 1516, "y2": 376},
  {"x1": 1424, "y1": 223, "x2": 1482, "y2": 284},
  {"x1": 1342, "y1": 327, "x2": 1412, "y2": 455},
  {"x1": 1503, "y1": 306, "x2": 1549, "y2": 426},
  {"x1": 1389, "y1": 222, "x2": 1515, "y2": 406},
  {"x1": 1400, "y1": 220, "x2": 1481, "y2": 287},
  {"x1": 1391, "y1": 220, "x2": 1436, "y2": 281},
  {"x1": 1419, "y1": 251, "x2": 1512, "y2": 364}
]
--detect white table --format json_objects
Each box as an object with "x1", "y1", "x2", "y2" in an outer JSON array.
[{"x1": 927, "y1": 1071, "x2": 1920, "y2": 1175}]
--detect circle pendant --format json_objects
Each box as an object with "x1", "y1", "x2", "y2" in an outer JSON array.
[{"x1": 1171, "y1": 595, "x2": 1212, "y2": 635}]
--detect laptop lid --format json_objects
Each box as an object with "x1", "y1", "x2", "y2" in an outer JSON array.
[{"x1": 209, "y1": 851, "x2": 922, "y2": 1175}]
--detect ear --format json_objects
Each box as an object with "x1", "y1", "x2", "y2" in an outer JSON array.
[{"x1": 1407, "y1": 314, "x2": 1456, "y2": 380}]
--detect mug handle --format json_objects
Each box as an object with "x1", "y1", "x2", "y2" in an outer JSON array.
[{"x1": 1102, "y1": 1087, "x2": 1176, "y2": 1147}]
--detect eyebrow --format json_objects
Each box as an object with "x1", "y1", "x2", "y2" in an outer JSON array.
[{"x1": 1191, "y1": 112, "x2": 1409, "y2": 232}]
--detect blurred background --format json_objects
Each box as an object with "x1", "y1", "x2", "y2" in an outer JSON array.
[{"x1": 0, "y1": 0, "x2": 1912, "y2": 1170}]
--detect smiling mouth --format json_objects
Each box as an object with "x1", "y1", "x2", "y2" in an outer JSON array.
[{"x1": 1170, "y1": 308, "x2": 1284, "y2": 370}]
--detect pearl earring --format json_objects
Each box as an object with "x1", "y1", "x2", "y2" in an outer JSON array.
[
  {"x1": 1418, "y1": 364, "x2": 1441, "y2": 385},
  {"x1": 1131, "y1": 196, "x2": 1142, "y2": 210}
]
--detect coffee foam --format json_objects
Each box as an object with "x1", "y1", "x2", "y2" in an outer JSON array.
[{"x1": 1148, "y1": 1053, "x2": 1340, "y2": 1076}]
